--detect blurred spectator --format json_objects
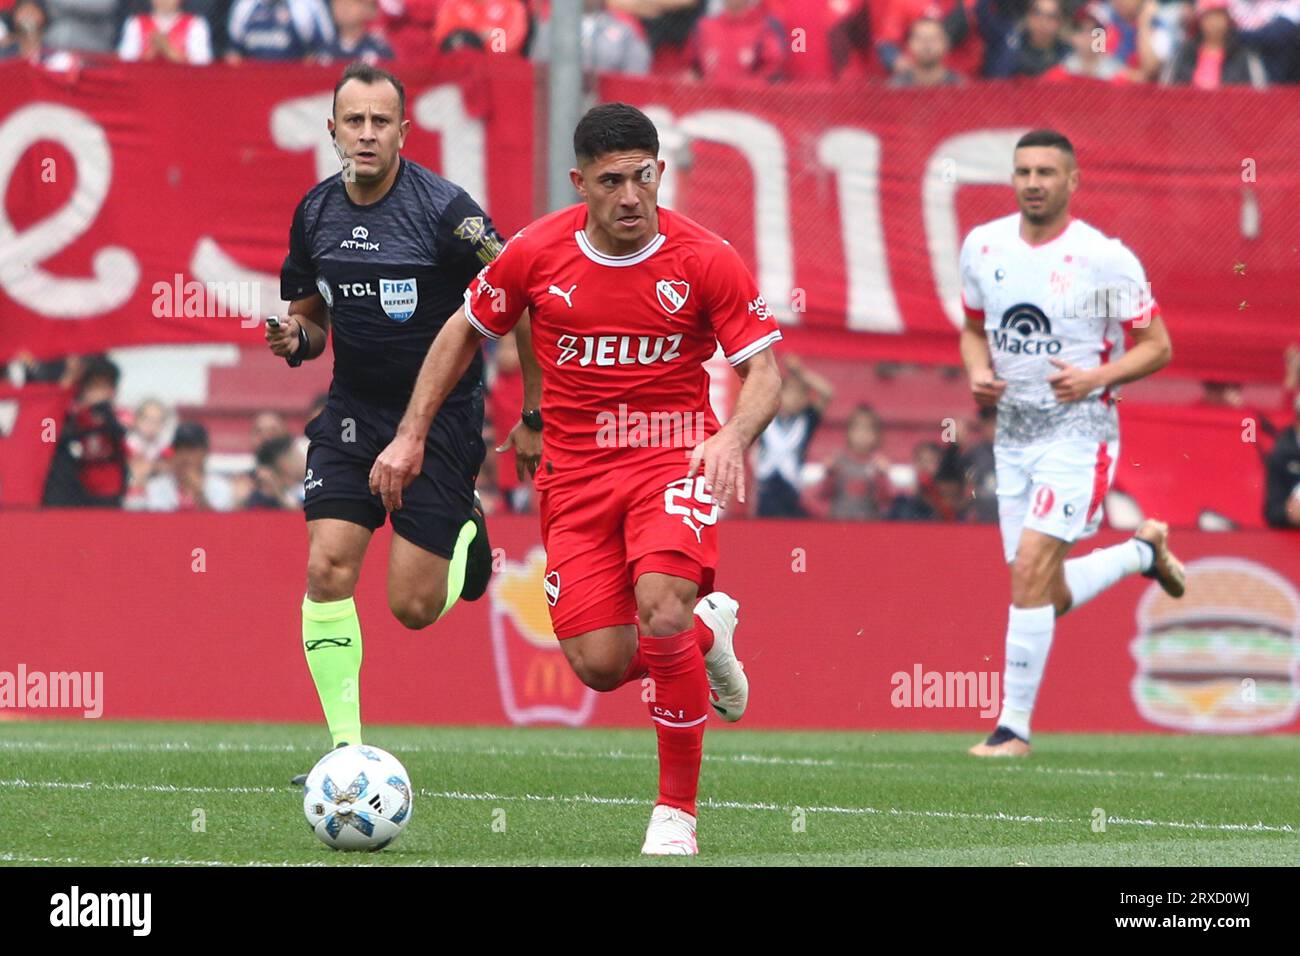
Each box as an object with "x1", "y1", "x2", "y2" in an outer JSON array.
[
  {"x1": 1162, "y1": 0, "x2": 1268, "y2": 87},
  {"x1": 888, "y1": 439, "x2": 970, "y2": 520},
  {"x1": 766, "y1": 0, "x2": 873, "y2": 80},
  {"x1": 433, "y1": 0, "x2": 528, "y2": 55},
  {"x1": 374, "y1": 0, "x2": 436, "y2": 61},
  {"x1": 226, "y1": 0, "x2": 332, "y2": 61},
  {"x1": 134, "y1": 422, "x2": 237, "y2": 511},
  {"x1": 983, "y1": 0, "x2": 1069, "y2": 76},
  {"x1": 43, "y1": 0, "x2": 116, "y2": 51},
  {"x1": 1055, "y1": 1, "x2": 1127, "y2": 80},
  {"x1": 610, "y1": 0, "x2": 703, "y2": 66},
  {"x1": 1229, "y1": 0, "x2": 1300, "y2": 83},
  {"x1": 879, "y1": 0, "x2": 983, "y2": 77},
  {"x1": 251, "y1": 409, "x2": 289, "y2": 448},
  {"x1": 821, "y1": 404, "x2": 894, "y2": 519},
  {"x1": 0, "y1": 0, "x2": 51, "y2": 60},
  {"x1": 956, "y1": 405, "x2": 997, "y2": 522},
  {"x1": 119, "y1": 0, "x2": 215, "y2": 62},
  {"x1": 1263, "y1": 392, "x2": 1300, "y2": 528},
  {"x1": 245, "y1": 435, "x2": 307, "y2": 509},
  {"x1": 754, "y1": 354, "x2": 832, "y2": 517},
  {"x1": 486, "y1": 332, "x2": 532, "y2": 513},
  {"x1": 320, "y1": 0, "x2": 393, "y2": 61},
  {"x1": 123, "y1": 397, "x2": 176, "y2": 509},
  {"x1": 42, "y1": 355, "x2": 128, "y2": 508},
  {"x1": 6, "y1": 347, "x2": 69, "y2": 385},
  {"x1": 1195, "y1": 378, "x2": 1246, "y2": 407},
  {"x1": 689, "y1": 0, "x2": 785, "y2": 80},
  {"x1": 531, "y1": 0, "x2": 652, "y2": 74},
  {"x1": 888, "y1": 14, "x2": 965, "y2": 83},
  {"x1": 886, "y1": 440, "x2": 943, "y2": 519}
]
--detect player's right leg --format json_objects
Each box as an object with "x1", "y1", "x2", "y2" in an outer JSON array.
[{"x1": 291, "y1": 516, "x2": 374, "y2": 785}]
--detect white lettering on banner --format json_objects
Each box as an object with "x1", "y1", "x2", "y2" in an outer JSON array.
[
  {"x1": 0, "y1": 103, "x2": 139, "y2": 317},
  {"x1": 817, "y1": 128, "x2": 902, "y2": 333},
  {"x1": 923, "y1": 129, "x2": 1029, "y2": 329},
  {"x1": 413, "y1": 86, "x2": 486, "y2": 207},
  {"x1": 670, "y1": 109, "x2": 795, "y2": 324}
]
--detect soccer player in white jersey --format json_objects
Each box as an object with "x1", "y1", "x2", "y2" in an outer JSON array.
[{"x1": 958, "y1": 129, "x2": 1187, "y2": 757}]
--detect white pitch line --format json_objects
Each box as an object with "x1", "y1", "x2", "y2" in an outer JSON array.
[
  {"x1": 5, "y1": 739, "x2": 1296, "y2": 785},
  {"x1": 0, "y1": 740, "x2": 835, "y2": 768},
  {"x1": 4, "y1": 779, "x2": 1293, "y2": 834}
]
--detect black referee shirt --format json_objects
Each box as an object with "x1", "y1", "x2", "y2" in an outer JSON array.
[{"x1": 280, "y1": 157, "x2": 504, "y2": 409}]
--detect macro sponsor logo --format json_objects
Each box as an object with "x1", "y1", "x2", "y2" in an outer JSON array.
[
  {"x1": 992, "y1": 303, "x2": 1061, "y2": 355},
  {"x1": 555, "y1": 333, "x2": 683, "y2": 368}
]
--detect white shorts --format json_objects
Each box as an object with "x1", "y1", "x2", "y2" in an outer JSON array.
[{"x1": 995, "y1": 438, "x2": 1118, "y2": 565}]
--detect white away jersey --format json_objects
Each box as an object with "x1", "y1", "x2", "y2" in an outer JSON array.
[{"x1": 960, "y1": 213, "x2": 1157, "y2": 447}]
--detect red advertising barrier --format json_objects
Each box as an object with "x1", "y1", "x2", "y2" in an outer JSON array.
[
  {"x1": 602, "y1": 76, "x2": 1300, "y2": 383},
  {"x1": 0, "y1": 59, "x2": 535, "y2": 361},
  {"x1": 3, "y1": 512, "x2": 1298, "y2": 734}
]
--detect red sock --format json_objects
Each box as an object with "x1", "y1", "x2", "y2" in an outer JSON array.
[{"x1": 639, "y1": 622, "x2": 710, "y2": 816}]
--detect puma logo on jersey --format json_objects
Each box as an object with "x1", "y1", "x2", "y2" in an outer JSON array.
[
  {"x1": 554, "y1": 333, "x2": 683, "y2": 368},
  {"x1": 547, "y1": 284, "x2": 577, "y2": 308}
]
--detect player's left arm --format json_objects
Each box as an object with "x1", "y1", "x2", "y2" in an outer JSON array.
[
  {"x1": 1049, "y1": 244, "x2": 1172, "y2": 403},
  {"x1": 687, "y1": 243, "x2": 783, "y2": 509},
  {"x1": 496, "y1": 309, "x2": 544, "y2": 481},
  {"x1": 1048, "y1": 313, "x2": 1172, "y2": 402}
]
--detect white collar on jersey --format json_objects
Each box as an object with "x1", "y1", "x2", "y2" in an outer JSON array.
[{"x1": 574, "y1": 228, "x2": 666, "y2": 267}]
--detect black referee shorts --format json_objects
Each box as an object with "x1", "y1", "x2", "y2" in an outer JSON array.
[{"x1": 302, "y1": 387, "x2": 485, "y2": 558}]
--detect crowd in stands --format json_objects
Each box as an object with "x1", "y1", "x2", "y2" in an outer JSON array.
[
  {"x1": 17, "y1": 341, "x2": 1300, "y2": 530},
  {"x1": 1, "y1": 0, "x2": 1297, "y2": 86}
]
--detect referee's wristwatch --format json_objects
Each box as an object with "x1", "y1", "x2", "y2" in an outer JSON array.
[{"x1": 521, "y1": 408, "x2": 543, "y2": 432}]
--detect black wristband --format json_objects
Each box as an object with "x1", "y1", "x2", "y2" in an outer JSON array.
[
  {"x1": 521, "y1": 408, "x2": 543, "y2": 432},
  {"x1": 286, "y1": 323, "x2": 311, "y2": 368}
]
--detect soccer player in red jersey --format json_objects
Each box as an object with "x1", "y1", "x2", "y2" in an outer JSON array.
[{"x1": 370, "y1": 102, "x2": 783, "y2": 855}]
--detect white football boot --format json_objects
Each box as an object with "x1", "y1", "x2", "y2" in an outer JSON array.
[
  {"x1": 641, "y1": 804, "x2": 698, "y2": 856},
  {"x1": 695, "y1": 592, "x2": 748, "y2": 722}
]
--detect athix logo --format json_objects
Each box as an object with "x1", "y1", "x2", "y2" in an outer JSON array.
[
  {"x1": 340, "y1": 225, "x2": 380, "y2": 251},
  {"x1": 656, "y1": 279, "x2": 690, "y2": 314},
  {"x1": 304, "y1": 469, "x2": 323, "y2": 491},
  {"x1": 50, "y1": 886, "x2": 151, "y2": 936},
  {"x1": 547, "y1": 284, "x2": 577, "y2": 308},
  {"x1": 554, "y1": 333, "x2": 683, "y2": 368},
  {"x1": 992, "y1": 303, "x2": 1061, "y2": 355}
]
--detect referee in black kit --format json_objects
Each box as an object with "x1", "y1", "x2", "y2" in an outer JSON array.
[{"x1": 266, "y1": 63, "x2": 542, "y2": 780}]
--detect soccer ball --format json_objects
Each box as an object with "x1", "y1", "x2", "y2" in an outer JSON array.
[{"x1": 302, "y1": 744, "x2": 413, "y2": 851}]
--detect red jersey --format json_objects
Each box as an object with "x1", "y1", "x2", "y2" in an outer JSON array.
[{"x1": 463, "y1": 204, "x2": 781, "y2": 482}]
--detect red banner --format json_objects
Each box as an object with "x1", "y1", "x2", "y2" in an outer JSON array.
[
  {"x1": 3, "y1": 62, "x2": 1297, "y2": 384},
  {"x1": 601, "y1": 76, "x2": 1300, "y2": 383},
  {"x1": 0, "y1": 59, "x2": 536, "y2": 361},
  {"x1": 4, "y1": 512, "x2": 1298, "y2": 734}
]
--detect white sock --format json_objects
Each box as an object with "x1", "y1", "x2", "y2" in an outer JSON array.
[
  {"x1": 998, "y1": 604, "x2": 1055, "y2": 740},
  {"x1": 1063, "y1": 540, "x2": 1151, "y2": 612}
]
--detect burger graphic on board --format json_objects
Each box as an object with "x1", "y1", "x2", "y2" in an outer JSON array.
[{"x1": 1130, "y1": 558, "x2": 1300, "y2": 732}]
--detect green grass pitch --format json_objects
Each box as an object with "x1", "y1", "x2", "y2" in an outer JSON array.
[{"x1": 1, "y1": 722, "x2": 1297, "y2": 866}]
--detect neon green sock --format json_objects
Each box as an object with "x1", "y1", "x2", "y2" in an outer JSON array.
[
  {"x1": 438, "y1": 519, "x2": 478, "y2": 621},
  {"x1": 302, "y1": 595, "x2": 362, "y2": 747}
]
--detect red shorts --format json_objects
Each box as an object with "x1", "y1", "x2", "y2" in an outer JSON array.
[{"x1": 538, "y1": 460, "x2": 720, "y2": 639}]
